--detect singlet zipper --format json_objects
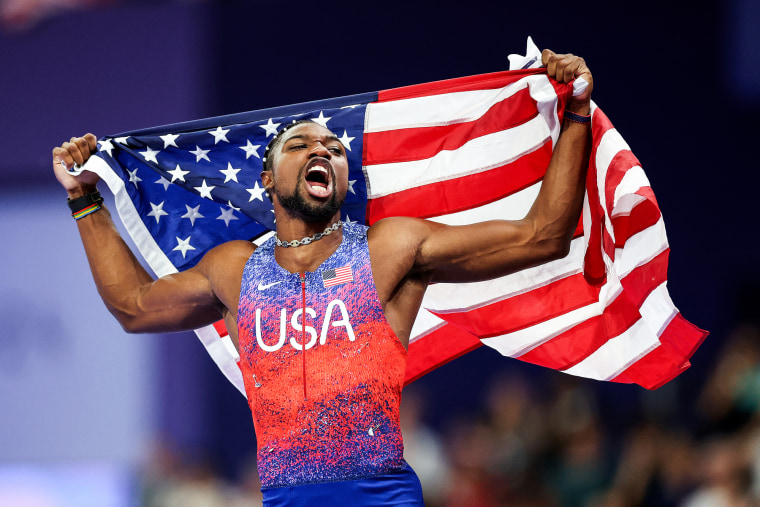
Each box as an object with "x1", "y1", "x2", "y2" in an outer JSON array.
[{"x1": 300, "y1": 272, "x2": 307, "y2": 400}]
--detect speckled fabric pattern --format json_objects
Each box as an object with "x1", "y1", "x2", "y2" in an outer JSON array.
[{"x1": 237, "y1": 222, "x2": 409, "y2": 488}]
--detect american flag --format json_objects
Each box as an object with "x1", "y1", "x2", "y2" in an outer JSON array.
[
  {"x1": 81, "y1": 49, "x2": 706, "y2": 393},
  {"x1": 322, "y1": 266, "x2": 354, "y2": 288}
]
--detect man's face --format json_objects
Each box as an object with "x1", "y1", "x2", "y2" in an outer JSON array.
[{"x1": 264, "y1": 123, "x2": 349, "y2": 222}]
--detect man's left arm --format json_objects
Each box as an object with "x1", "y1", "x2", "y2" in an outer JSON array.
[{"x1": 402, "y1": 50, "x2": 593, "y2": 283}]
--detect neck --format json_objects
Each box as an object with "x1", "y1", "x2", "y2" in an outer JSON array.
[{"x1": 272, "y1": 211, "x2": 344, "y2": 273}]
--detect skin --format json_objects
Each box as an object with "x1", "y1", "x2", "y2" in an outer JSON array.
[{"x1": 52, "y1": 50, "x2": 593, "y2": 353}]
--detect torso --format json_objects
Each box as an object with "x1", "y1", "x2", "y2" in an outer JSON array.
[{"x1": 236, "y1": 222, "x2": 410, "y2": 488}]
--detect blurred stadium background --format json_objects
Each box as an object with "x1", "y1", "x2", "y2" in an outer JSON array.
[{"x1": 1, "y1": 0, "x2": 759, "y2": 505}]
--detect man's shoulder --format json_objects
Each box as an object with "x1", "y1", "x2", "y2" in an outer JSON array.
[{"x1": 199, "y1": 240, "x2": 257, "y2": 270}]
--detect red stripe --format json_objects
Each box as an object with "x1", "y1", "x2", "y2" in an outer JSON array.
[
  {"x1": 405, "y1": 324, "x2": 482, "y2": 385},
  {"x1": 514, "y1": 249, "x2": 670, "y2": 371},
  {"x1": 603, "y1": 150, "x2": 642, "y2": 212},
  {"x1": 430, "y1": 272, "x2": 600, "y2": 338},
  {"x1": 365, "y1": 87, "x2": 539, "y2": 166},
  {"x1": 213, "y1": 319, "x2": 229, "y2": 337},
  {"x1": 378, "y1": 68, "x2": 546, "y2": 102},
  {"x1": 611, "y1": 194, "x2": 662, "y2": 248},
  {"x1": 610, "y1": 313, "x2": 709, "y2": 390},
  {"x1": 366, "y1": 140, "x2": 552, "y2": 223},
  {"x1": 582, "y1": 109, "x2": 610, "y2": 285}
]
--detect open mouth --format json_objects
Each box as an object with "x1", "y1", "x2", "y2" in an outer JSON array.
[{"x1": 304, "y1": 160, "x2": 333, "y2": 198}]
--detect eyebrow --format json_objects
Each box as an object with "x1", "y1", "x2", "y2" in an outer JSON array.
[{"x1": 283, "y1": 133, "x2": 341, "y2": 144}]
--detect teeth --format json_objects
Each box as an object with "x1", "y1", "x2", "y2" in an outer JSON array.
[{"x1": 308, "y1": 167, "x2": 328, "y2": 175}]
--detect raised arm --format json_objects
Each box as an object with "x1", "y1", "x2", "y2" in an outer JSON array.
[
  {"x1": 372, "y1": 51, "x2": 592, "y2": 288},
  {"x1": 52, "y1": 136, "x2": 253, "y2": 334}
]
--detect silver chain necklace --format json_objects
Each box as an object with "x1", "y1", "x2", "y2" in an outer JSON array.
[{"x1": 274, "y1": 220, "x2": 343, "y2": 248}]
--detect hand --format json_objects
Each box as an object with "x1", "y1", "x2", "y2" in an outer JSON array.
[
  {"x1": 52, "y1": 133, "x2": 101, "y2": 198},
  {"x1": 541, "y1": 50, "x2": 593, "y2": 114}
]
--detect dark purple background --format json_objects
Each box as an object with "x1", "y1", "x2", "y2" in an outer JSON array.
[{"x1": 2, "y1": 0, "x2": 758, "y2": 481}]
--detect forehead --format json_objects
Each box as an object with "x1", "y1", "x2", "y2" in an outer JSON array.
[{"x1": 281, "y1": 123, "x2": 338, "y2": 144}]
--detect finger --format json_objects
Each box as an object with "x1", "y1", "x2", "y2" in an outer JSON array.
[
  {"x1": 74, "y1": 136, "x2": 93, "y2": 161},
  {"x1": 64, "y1": 140, "x2": 85, "y2": 166},
  {"x1": 52, "y1": 147, "x2": 74, "y2": 171},
  {"x1": 541, "y1": 49, "x2": 555, "y2": 67},
  {"x1": 84, "y1": 133, "x2": 98, "y2": 153}
]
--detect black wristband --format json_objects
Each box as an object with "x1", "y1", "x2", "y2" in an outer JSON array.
[
  {"x1": 67, "y1": 190, "x2": 103, "y2": 214},
  {"x1": 564, "y1": 110, "x2": 592, "y2": 124}
]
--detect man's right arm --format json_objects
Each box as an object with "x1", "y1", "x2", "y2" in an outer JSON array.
[{"x1": 53, "y1": 134, "x2": 249, "y2": 334}]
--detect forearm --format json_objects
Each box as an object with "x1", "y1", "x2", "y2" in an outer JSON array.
[
  {"x1": 525, "y1": 112, "x2": 591, "y2": 256},
  {"x1": 72, "y1": 198, "x2": 157, "y2": 327}
]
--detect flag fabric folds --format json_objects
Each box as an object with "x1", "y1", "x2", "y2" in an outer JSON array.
[{"x1": 82, "y1": 57, "x2": 706, "y2": 394}]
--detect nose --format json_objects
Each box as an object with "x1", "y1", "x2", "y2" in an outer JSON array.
[{"x1": 309, "y1": 142, "x2": 330, "y2": 159}]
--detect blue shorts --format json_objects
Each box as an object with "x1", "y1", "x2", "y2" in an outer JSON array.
[{"x1": 261, "y1": 464, "x2": 424, "y2": 506}]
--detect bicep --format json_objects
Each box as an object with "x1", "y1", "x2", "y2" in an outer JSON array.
[{"x1": 415, "y1": 218, "x2": 561, "y2": 283}]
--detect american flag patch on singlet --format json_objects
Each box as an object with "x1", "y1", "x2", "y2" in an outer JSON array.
[{"x1": 322, "y1": 266, "x2": 353, "y2": 287}]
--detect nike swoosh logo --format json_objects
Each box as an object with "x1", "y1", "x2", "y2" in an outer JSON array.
[{"x1": 257, "y1": 281, "x2": 283, "y2": 291}]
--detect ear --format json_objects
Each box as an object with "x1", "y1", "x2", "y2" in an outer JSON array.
[{"x1": 261, "y1": 170, "x2": 274, "y2": 189}]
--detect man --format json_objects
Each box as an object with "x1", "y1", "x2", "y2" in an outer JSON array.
[{"x1": 52, "y1": 50, "x2": 592, "y2": 506}]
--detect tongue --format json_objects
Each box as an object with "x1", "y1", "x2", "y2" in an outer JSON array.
[{"x1": 307, "y1": 181, "x2": 332, "y2": 198}]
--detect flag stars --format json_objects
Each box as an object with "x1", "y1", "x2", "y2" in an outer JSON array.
[
  {"x1": 209, "y1": 126, "x2": 230, "y2": 144},
  {"x1": 240, "y1": 140, "x2": 261, "y2": 159},
  {"x1": 140, "y1": 146, "x2": 160, "y2": 164},
  {"x1": 160, "y1": 133, "x2": 180, "y2": 148},
  {"x1": 312, "y1": 111, "x2": 331, "y2": 127},
  {"x1": 167, "y1": 164, "x2": 190, "y2": 183},
  {"x1": 173, "y1": 236, "x2": 196, "y2": 258},
  {"x1": 338, "y1": 131, "x2": 355, "y2": 151},
  {"x1": 220, "y1": 162, "x2": 241, "y2": 183},
  {"x1": 155, "y1": 176, "x2": 171, "y2": 191},
  {"x1": 114, "y1": 136, "x2": 130, "y2": 145},
  {"x1": 98, "y1": 139, "x2": 114, "y2": 157},
  {"x1": 147, "y1": 201, "x2": 169, "y2": 223},
  {"x1": 247, "y1": 181, "x2": 266, "y2": 202},
  {"x1": 347, "y1": 179, "x2": 357, "y2": 194},
  {"x1": 217, "y1": 207, "x2": 238, "y2": 227},
  {"x1": 190, "y1": 145, "x2": 211, "y2": 163},
  {"x1": 128, "y1": 168, "x2": 142, "y2": 187},
  {"x1": 260, "y1": 118, "x2": 281, "y2": 137},
  {"x1": 227, "y1": 201, "x2": 241, "y2": 212},
  {"x1": 194, "y1": 179, "x2": 216, "y2": 199},
  {"x1": 181, "y1": 204, "x2": 204, "y2": 226}
]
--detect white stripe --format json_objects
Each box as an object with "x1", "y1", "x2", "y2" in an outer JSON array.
[
  {"x1": 366, "y1": 75, "x2": 554, "y2": 133},
  {"x1": 427, "y1": 182, "x2": 540, "y2": 225},
  {"x1": 195, "y1": 324, "x2": 246, "y2": 396},
  {"x1": 409, "y1": 308, "x2": 447, "y2": 345},
  {"x1": 615, "y1": 217, "x2": 668, "y2": 278},
  {"x1": 365, "y1": 115, "x2": 551, "y2": 198},
  {"x1": 561, "y1": 283, "x2": 677, "y2": 381},
  {"x1": 613, "y1": 166, "x2": 650, "y2": 213}
]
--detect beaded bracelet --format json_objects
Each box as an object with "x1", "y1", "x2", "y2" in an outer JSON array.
[{"x1": 68, "y1": 190, "x2": 104, "y2": 220}]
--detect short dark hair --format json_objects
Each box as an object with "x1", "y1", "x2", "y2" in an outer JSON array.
[{"x1": 261, "y1": 119, "x2": 318, "y2": 174}]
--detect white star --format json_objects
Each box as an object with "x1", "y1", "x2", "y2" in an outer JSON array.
[
  {"x1": 155, "y1": 176, "x2": 171, "y2": 191},
  {"x1": 98, "y1": 139, "x2": 114, "y2": 157},
  {"x1": 347, "y1": 179, "x2": 357, "y2": 194},
  {"x1": 260, "y1": 118, "x2": 281, "y2": 137},
  {"x1": 227, "y1": 201, "x2": 241, "y2": 212},
  {"x1": 160, "y1": 133, "x2": 180, "y2": 148},
  {"x1": 209, "y1": 126, "x2": 230, "y2": 144},
  {"x1": 114, "y1": 136, "x2": 130, "y2": 145},
  {"x1": 246, "y1": 181, "x2": 266, "y2": 202},
  {"x1": 340, "y1": 104, "x2": 360, "y2": 109},
  {"x1": 173, "y1": 236, "x2": 196, "y2": 258},
  {"x1": 344, "y1": 215, "x2": 357, "y2": 224},
  {"x1": 128, "y1": 168, "x2": 142, "y2": 187},
  {"x1": 140, "y1": 146, "x2": 160, "y2": 164},
  {"x1": 167, "y1": 164, "x2": 190, "y2": 182},
  {"x1": 147, "y1": 201, "x2": 169, "y2": 223},
  {"x1": 220, "y1": 162, "x2": 241, "y2": 183},
  {"x1": 181, "y1": 204, "x2": 204, "y2": 226},
  {"x1": 339, "y1": 130, "x2": 355, "y2": 151},
  {"x1": 194, "y1": 179, "x2": 216, "y2": 199},
  {"x1": 240, "y1": 140, "x2": 261, "y2": 159},
  {"x1": 190, "y1": 145, "x2": 211, "y2": 163},
  {"x1": 217, "y1": 207, "x2": 239, "y2": 227},
  {"x1": 312, "y1": 111, "x2": 331, "y2": 128}
]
